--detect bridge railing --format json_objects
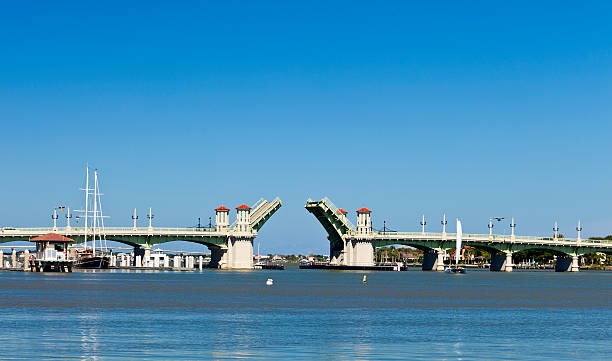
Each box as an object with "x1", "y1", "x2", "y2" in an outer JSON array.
[
  {"x1": 368, "y1": 230, "x2": 612, "y2": 245},
  {"x1": 250, "y1": 197, "x2": 281, "y2": 227},
  {"x1": 0, "y1": 226, "x2": 219, "y2": 234},
  {"x1": 250, "y1": 198, "x2": 266, "y2": 214},
  {"x1": 321, "y1": 197, "x2": 356, "y2": 230}
]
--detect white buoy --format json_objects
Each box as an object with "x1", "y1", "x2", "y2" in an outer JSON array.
[{"x1": 266, "y1": 278, "x2": 273, "y2": 286}]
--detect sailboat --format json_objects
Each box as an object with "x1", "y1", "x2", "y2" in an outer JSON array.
[
  {"x1": 75, "y1": 166, "x2": 110, "y2": 269},
  {"x1": 445, "y1": 219, "x2": 467, "y2": 274}
]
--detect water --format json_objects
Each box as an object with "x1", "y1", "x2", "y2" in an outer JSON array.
[{"x1": 0, "y1": 268, "x2": 610, "y2": 360}]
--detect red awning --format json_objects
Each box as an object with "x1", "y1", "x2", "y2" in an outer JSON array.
[{"x1": 29, "y1": 233, "x2": 74, "y2": 243}]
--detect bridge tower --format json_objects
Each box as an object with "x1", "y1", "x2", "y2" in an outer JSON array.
[
  {"x1": 356, "y1": 208, "x2": 372, "y2": 235},
  {"x1": 225, "y1": 204, "x2": 254, "y2": 269},
  {"x1": 215, "y1": 206, "x2": 230, "y2": 231},
  {"x1": 348, "y1": 208, "x2": 374, "y2": 266}
]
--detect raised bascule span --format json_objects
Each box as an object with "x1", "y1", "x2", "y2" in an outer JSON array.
[
  {"x1": 0, "y1": 197, "x2": 282, "y2": 269},
  {"x1": 305, "y1": 198, "x2": 612, "y2": 272}
]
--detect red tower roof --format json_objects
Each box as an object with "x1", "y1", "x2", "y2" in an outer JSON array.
[
  {"x1": 236, "y1": 204, "x2": 252, "y2": 210},
  {"x1": 356, "y1": 207, "x2": 372, "y2": 213},
  {"x1": 337, "y1": 208, "x2": 348, "y2": 214},
  {"x1": 29, "y1": 233, "x2": 74, "y2": 243},
  {"x1": 215, "y1": 206, "x2": 230, "y2": 211}
]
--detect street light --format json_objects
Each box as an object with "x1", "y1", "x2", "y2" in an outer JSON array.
[
  {"x1": 441, "y1": 214, "x2": 447, "y2": 237},
  {"x1": 420, "y1": 214, "x2": 426, "y2": 234}
]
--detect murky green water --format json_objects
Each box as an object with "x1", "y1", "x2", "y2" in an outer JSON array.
[{"x1": 0, "y1": 268, "x2": 609, "y2": 360}]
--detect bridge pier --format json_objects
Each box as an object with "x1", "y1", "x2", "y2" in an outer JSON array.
[
  {"x1": 134, "y1": 247, "x2": 144, "y2": 267},
  {"x1": 351, "y1": 240, "x2": 374, "y2": 266},
  {"x1": 422, "y1": 249, "x2": 445, "y2": 271},
  {"x1": 490, "y1": 252, "x2": 513, "y2": 272},
  {"x1": 330, "y1": 241, "x2": 344, "y2": 265},
  {"x1": 209, "y1": 248, "x2": 225, "y2": 268},
  {"x1": 227, "y1": 236, "x2": 254, "y2": 269},
  {"x1": 555, "y1": 255, "x2": 580, "y2": 272}
]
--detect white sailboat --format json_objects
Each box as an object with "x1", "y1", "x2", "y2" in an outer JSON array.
[
  {"x1": 75, "y1": 166, "x2": 110, "y2": 269},
  {"x1": 445, "y1": 219, "x2": 466, "y2": 274}
]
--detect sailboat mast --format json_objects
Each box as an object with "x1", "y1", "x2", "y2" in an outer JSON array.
[
  {"x1": 84, "y1": 166, "x2": 89, "y2": 250},
  {"x1": 96, "y1": 173, "x2": 108, "y2": 252},
  {"x1": 456, "y1": 219, "x2": 462, "y2": 268},
  {"x1": 93, "y1": 169, "x2": 98, "y2": 254}
]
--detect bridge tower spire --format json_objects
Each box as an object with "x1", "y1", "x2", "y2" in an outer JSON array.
[
  {"x1": 576, "y1": 220, "x2": 582, "y2": 244},
  {"x1": 553, "y1": 221, "x2": 559, "y2": 241},
  {"x1": 510, "y1": 217, "x2": 516, "y2": 240}
]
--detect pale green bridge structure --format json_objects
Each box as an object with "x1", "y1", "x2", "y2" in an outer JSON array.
[
  {"x1": 305, "y1": 198, "x2": 612, "y2": 272},
  {"x1": 0, "y1": 197, "x2": 281, "y2": 269}
]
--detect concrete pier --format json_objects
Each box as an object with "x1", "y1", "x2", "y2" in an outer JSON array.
[
  {"x1": 490, "y1": 253, "x2": 513, "y2": 272},
  {"x1": 555, "y1": 256, "x2": 580, "y2": 272},
  {"x1": 422, "y1": 250, "x2": 445, "y2": 271}
]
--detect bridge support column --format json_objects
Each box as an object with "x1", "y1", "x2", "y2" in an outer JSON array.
[
  {"x1": 490, "y1": 252, "x2": 513, "y2": 272},
  {"x1": 11, "y1": 249, "x2": 17, "y2": 268},
  {"x1": 226, "y1": 237, "x2": 254, "y2": 269},
  {"x1": 143, "y1": 246, "x2": 151, "y2": 267},
  {"x1": 208, "y1": 248, "x2": 228, "y2": 269},
  {"x1": 330, "y1": 241, "x2": 344, "y2": 266},
  {"x1": 23, "y1": 250, "x2": 30, "y2": 271},
  {"x1": 347, "y1": 240, "x2": 374, "y2": 267},
  {"x1": 422, "y1": 250, "x2": 445, "y2": 271},
  {"x1": 134, "y1": 247, "x2": 145, "y2": 267},
  {"x1": 555, "y1": 255, "x2": 580, "y2": 272}
]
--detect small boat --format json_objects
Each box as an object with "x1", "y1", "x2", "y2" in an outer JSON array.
[
  {"x1": 445, "y1": 218, "x2": 467, "y2": 274},
  {"x1": 75, "y1": 249, "x2": 109, "y2": 269},
  {"x1": 266, "y1": 278, "x2": 274, "y2": 286},
  {"x1": 445, "y1": 266, "x2": 466, "y2": 274}
]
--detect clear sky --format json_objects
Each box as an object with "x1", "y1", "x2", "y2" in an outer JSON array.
[{"x1": 1, "y1": 1, "x2": 611, "y2": 254}]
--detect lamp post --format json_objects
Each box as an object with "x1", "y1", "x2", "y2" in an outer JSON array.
[
  {"x1": 66, "y1": 207, "x2": 72, "y2": 231},
  {"x1": 510, "y1": 217, "x2": 516, "y2": 240},
  {"x1": 576, "y1": 220, "x2": 582, "y2": 243},
  {"x1": 441, "y1": 214, "x2": 447, "y2": 238},
  {"x1": 52, "y1": 209, "x2": 58, "y2": 231},
  {"x1": 420, "y1": 214, "x2": 426, "y2": 235},
  {"x1": 132, "y1": 208, "x2": 138, "y2": 230},
  {"x1": 553, "y1": 221, "x2": 559, "y2": 241},
  {"x1": 147, "y1": 208, "x2": 154, "y2": 231}
]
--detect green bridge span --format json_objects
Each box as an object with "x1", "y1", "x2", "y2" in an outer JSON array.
[{"x1": 305, "y1": 198, "x2": 612, "y2": 272}]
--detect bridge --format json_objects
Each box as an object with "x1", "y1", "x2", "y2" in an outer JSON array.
[
  {"x1": 0, "y1": 197, "x2": 282, "y2": 269},
  {"x1": 305, "y1": 198, "x2": 612, "y2": 272}
]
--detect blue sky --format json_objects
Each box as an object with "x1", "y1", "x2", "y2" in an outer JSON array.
[{"x1": 1, "y1": 1, "x2": 611, "y2": 254}]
